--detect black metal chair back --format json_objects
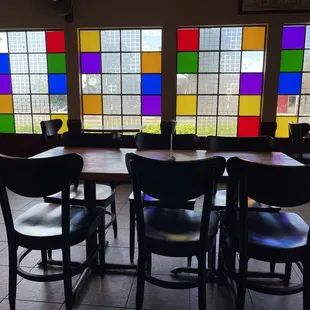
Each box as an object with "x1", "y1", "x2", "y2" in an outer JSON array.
[
  {"x1": 135, "y1": 132, "x2": 198, "y2": 150},
  {"x1": 289, "y1": 122, "x2": 310, "y2": 158},
  {"x1": 40, "y1": 119, "x2": 63, "y2": 146}
]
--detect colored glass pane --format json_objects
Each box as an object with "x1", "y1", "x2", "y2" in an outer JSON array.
[
  {"x1": 46, "y1": 31, "x2": 65, "y2": 52},
  {"x1": 177, "y1": 52, "x2": 198, "y2": 73},
  {"x1": 47, "y1": 53, "x2": 66, "y2": 73},
  {"x1": 142, "y1": 96, "x2": 161, "y2": 115},
  {"x1": 0, "y1": 114, "x2": 14, "y2": 133},
  {"x1": 238, "y1": 116, "x2": 260, "y2": 137},
  {"x1": 141, "y1": 52, "x2": 161, "y2": 73},
  {"x1": 49, "y1": 74, "x2": 67, "y2": 94},
  {"x1": 242, "y1": 27, "x2": 265, "y2": 50},
  {"x1": 239, "y1": 95, "x2": 261, "y2": 116},
  {"x1": 276, "y1": 116, "x2": 298, "y2": 137},
  {"x1": 177, "y1": 29, "x2": 199, "y2": 51},
  {"x1": 80, "y1": 31, "x2": 100, "y2": 52},
  {"x1": 0, "y1": 54, "x2": 10, "y2": 73},
  {"x1": 278, "y1": 73, "x2": 302, "y2": 95},
  {"x1": 51, "y1": 114, "x2": 68, "y2": 133},
  {"x1": 0, "y1": 75, "x2": 12, "y2": 94},
  {"x1": 240, "y1": 73, "x2": 263, "y2": 95},
  {"x1": 81, "y1": 53, "x2": 101, "y2": 73},
  {"x1": 280, "y1": 50, "x2": 304, "y2": 72},
  {"x1": 83, "y1": 95, "x2": 102, "y2": 115},
  {"x1": 282, "y1": 26, "x2": 306, "y2": 49},
  {"x1": 0, "y1": 95, "x2": 13, "y2": 113},
  {"x1": 141, "y1": 74, "x2": 161, "y2": 95},
  {"x1": 176, "y1": 95, "x2": 197, "y2": 115}
]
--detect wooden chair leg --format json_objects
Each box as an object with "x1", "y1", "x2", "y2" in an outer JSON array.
[
  {"x1": 236, "y1": 251, "x2": 247, "y2": 310},
  {"x1": 62, "y1": 246, "x2": 73, "y2": 310},
  {"x1": 198, "y1": 251, "x2": 206, "y2": 310},
  {"x1": 8, "y1": 246, "x2": 17, "y2": 310},
  {"x1": 208, "y1": 245, "x2": 216, "y2": 279},
  {"x1": 41, "y1": 250, "x2": 48, "y2": 270},
  {"x1": 284, "y1": 263, "x2": 292, "y2": 285},
  {"x1": 99, "y1": 214, "x2": 106, "y2": 276},
  {"x1": 136, "y1": 251, "x2": 145, "y2": 310},
  {"x1": 47, "y1": 250, "x2": 52, "y2": 260},
  {"x1": 270, "y1": 262, "x2": 276, "y2": 273},
  {"x1": 110, "y1": 201, "x2": 118, "y2": 238},
  {"x1": 303, "y1": 257, "x2": 310, "y2": 310},
  {"x1": 187, "y1": 256, "x2": 192, "y2": 266},
  {"x1": 146, "y1": 251, "x2": 152, "y2": 274},
  {"x1": 129, "y1": 200, "x2": 135, "y2": 263}
]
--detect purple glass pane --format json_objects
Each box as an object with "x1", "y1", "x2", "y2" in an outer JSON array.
[
  {"x1": 142, "y1": 96, "x2": 161, "y2": 115},
  {"x1": 81, "y1": 53, "x2": 101, "y2": 73},
  {"x1": 240, "y1": 73, "x2": 262, "y2": 95},
  {"x1": 282, "y1": 26, "x2": 306, "y2": 49},
  {"x1": 0, "y1": 75, "x2": 12, "y2": 94}
]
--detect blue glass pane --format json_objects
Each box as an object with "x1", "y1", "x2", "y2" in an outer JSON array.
[
  {"x1": 278, "y1": 73, "x2": 302, "y2": 95},
  {"x1": 49, "y1": 74, "x2": 67, "y2": 94},
  {"x1": 0, "y1": 54, "x2": 10, "y2": 74},
  {"x1": 142, "y1": 74, "x2": 161, "y2": 95}
]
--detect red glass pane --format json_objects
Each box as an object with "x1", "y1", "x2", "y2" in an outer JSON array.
[
  {"x1": 46, "y1": 31, "x2": 65, "y2": 52},
  {"x1": 177, "y1": 29, "x2": 199, "y2": 51},
  {"x1": 238, "y1": 117, "x2": 260, "y2": 137}
]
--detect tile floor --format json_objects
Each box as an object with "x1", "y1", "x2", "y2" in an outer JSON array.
[{"x1": 0, "y1": 184, "x2": 307, "y2": 309}]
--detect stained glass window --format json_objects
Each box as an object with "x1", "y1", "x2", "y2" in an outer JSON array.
[
  {"x1": 80, "y1": 29, "x2": 162, "y2": 130},
  {"x1": 276, "y1": 25, "x2": 310, "y2": 137},
  {"x1": 176, "y1": 26, "x2": 266, "y2": 136},
  {"x1": 0, "y1": 31, "x2": 68, "y2": 133}
]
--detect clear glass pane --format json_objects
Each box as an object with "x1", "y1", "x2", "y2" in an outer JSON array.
[
  {"x1": 101, "y1": 53, "x2": 120, "y2": 73},
  {"x1": 199, "y1": 52, "x2": 219, "y2": 73},
  {"x1": 122, "y1": 116, "x2": 141, "y2": 129},
  {"x1": 9, "y1": 54, "x2": 29, "y2": 73},
  {"x1": 277, "y1": 95, "x2": 299, "y2": 115},
  {"x1": 197, "y1": 117, "x2": 217, "y2": 136},
  {"x1": 218, "y1": 95, "x2": 238, "y2": 115},
  {"x1": 101, "y1": 30, "x2": 120, "y2": 52},
  {"x1": 121, "y1": 53, "x2": 140, "y2": 73},
  {"x1": 142, "y1": 30, "x2": 162, "y2": 51},
  {"x1": 27, "y1": 31, "x2": 46, "y2": 53},
  {"x1": 121, "y1": 30, "x2": 140, "y2": 52},
  {"x1": 82, "y1": 74, "x2": 102, "y2": 94},
  {"x1": 217, "y1": 117, "x2": 237, "y2": 136},
  {"x1": 177, "y1": 74, "x2": 197, "y2": 94},
  {"x1": 83, "y1": 115, "x2": 103, "y2": 129},
  {"x1": 15, "y1": 114, "x2": 32, "y2": 133},
  {"x1": 50, "y1": 95, "x2": 67, "y2": 113},
  {"x1": 176, "y1": 116, "x2": 196, "y2": 134},
  {"x1": 11, "y1": 75, "x2": 30, "y2": 94},
  {"x1": 102, "y1": 95, "x2": 121, "y2": 114},
  {"x1": 13, "y1": 95, "x2": 31, "y2": 113},
  {"x1": 299, "y1": 116, "x2": 310, "y2": 123},
  {"x1": 305, "y1": 26, "x2": 310, "y2": 49},
  {"x1": 299, "y1": 95, "x2": 310, "y2": 116},
  {"x1": 198, "y1": 74, "x2": 219, "y2": 94},
  {"x1": 219, "y1": 74, "x2": 240, "y2": 94},
  {"x1": 241, "y1": 51, "x2": 264, "y2": 73},
  {"x1": 221, "y1": 27, "x2": 242, "y2": 50},
  {"x1": 123, "y1": 95, "x2": 141, "y2": 114},
  {"x1": 220, "y1": 52, "x2": 241, "y2": 73},
  {"x1": 102, "y1": 74, "x2": 121, "y2": 94},
  {"x1": 29, "y1": 54, "x2": 47, "y2": 73},
  {"x1": 122, "y1": 74, "x2": 140, "y2": 94},
  {"x1": 103, "y1": 115, "x2": 122, "y2": 128},
  {"x1": 199, "y1": 28, "x2": 220, "y2": 50},
  {"x1": 304, "y1": 50, "x2": 310, "y2": 71},
  {"x1": 30, "y1": 75, "x2": 48, "y2": 94},
  {"x1": 31, "y1": 95, "x2": 49, "y2": 113},
  {"x1": 142, "y1": 116, "x2": 161, "y2": 126},
  {"x1": 8, "y1": 32, "x2": 27, "y2": 53},
  {"x1": 197, "y1": 96, "x2": 217, "y2": 115},
  {"x1": 33, "y1": 114, "x2": 49, "y2": 133},
  {"x1": 0, "y1": 32, "x2": 8, "y2": 53},
  {"x1": 302, "y1": 73, "x2": 310, "y2": 94}
]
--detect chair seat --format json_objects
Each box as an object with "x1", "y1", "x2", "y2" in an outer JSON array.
[
  {"x1": 14, "y1": 202, "x2": 105, "y2": 249},
  {"x1": 143, "y1": 207, "x2": 219, "y2": 256},
  {"x1": 292, "y1": 153, "x2": 310, "y2": 164},
  {"x1": 45, "y1": 184, "x2": 115, "y2": 206}
]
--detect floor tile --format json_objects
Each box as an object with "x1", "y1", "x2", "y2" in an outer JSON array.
[
  {"x1": 0, "y1": 247, "x2": 42, "y2": 268},
  {"x1": 61, "y1": 304, "x2": 124, "y2": 309},
  {"x1": 105, "y1": 246, "x2": 136, "y2": 266},
  {"x1": 114, "y1": 214, "x2": 130, "y2": 229},
  {"x1": 0, "y1": 225, "x2": 7, "y2": 242},
  {"x1": 106, "y1": 229, "x2": 136, "y2": 248},
  {"x1": 0, "y1": 299, "x2": 62, "y2": 309},
  {"x1": 118, "y1": 204, "x2": 130, "y2": 216}
]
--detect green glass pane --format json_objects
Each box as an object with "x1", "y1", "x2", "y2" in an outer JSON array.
[
  {"x1": 0, "y1": 114, "x2": 14, "y2": 133},
  {"x1": 280, "y1": 50, "x2": 304, "y2": 72},
  {"x1": 177, "y1": 52, "x2": 198, "y2": 73},
  {"x1": 47, "y1": 53, "x2": 66, "y2": 73}
]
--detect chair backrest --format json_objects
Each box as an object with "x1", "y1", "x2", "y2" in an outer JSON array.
[
  {"x1": 40, "y1": 119, "x2": 63, "y2": 143},
  {"x1": 135, "y1": 132, "x2": 199, "y2": 150},
  {"x1": 126, "y1": 153, "x2": 226, "y2": 245},
  {"x1": 62, "y1": 132, "x2": 122, "y2": 148},
  {"x1": 205, "y1": 136, "x2": 275, "y2": 152},
  {"x1": 259, "y1": 121, "x2": 277, "y2": 138},
  {"x1": 160, "y1": 120, "x2": 177, "y2": 135},
  {"x1": 288, "y1": 122, "x2": 310, "y2": 151}
]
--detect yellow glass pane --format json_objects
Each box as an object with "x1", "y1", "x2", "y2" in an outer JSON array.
[
  {"x1": 239, "y1": 95, "x2": 261, "y2": 116},
  {"x1": 83, "y1": 95, "x2": 102, "y2": 115},
  {"x1": 242, "y1": 27, "x2": 266, "y2": 50},
  {"x1": 177, "y1": 95, "x2": 197, "y2": 115},
  {"x1": 80, "y1": 31, "x2": 100, "y2": 52},
  {"x1": 51, "y1": 114, "x2": 68, "y2": 133},
  {"x1": 141, "y1": 52, "x2": 162, "y2": 73},
  {"x1": 0, "y1": 95, "x2": 13, "y2": 113},
  {"x1": 276, "y1": 116, "x2": 298, "y2": 138}
]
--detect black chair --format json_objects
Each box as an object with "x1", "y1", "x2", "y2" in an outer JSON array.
[
  {"x1": 219, "y1": 157, "x2": 310, "y2": 309},
  {"x1": 128, "y1": 132, "x2": 199, "y2": 263},
  {"x1": 126, "y1": 153, "x2": 226, "y2": 310},
  {"x1": 40, "y1": 119, "x2": 63, "y2": 149},
  {"x1": 260, "y1": 121, "x2": 277, "y2": 138},
  {"x1": 44, "y1": 132, "x2": 120, "y2": 238},
  {"x1": 0, "y1": 153, "x2": 105, "y2": 310},
  {"x1": 288, "y1": 122, "x2": 310, "y2": 164}
]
